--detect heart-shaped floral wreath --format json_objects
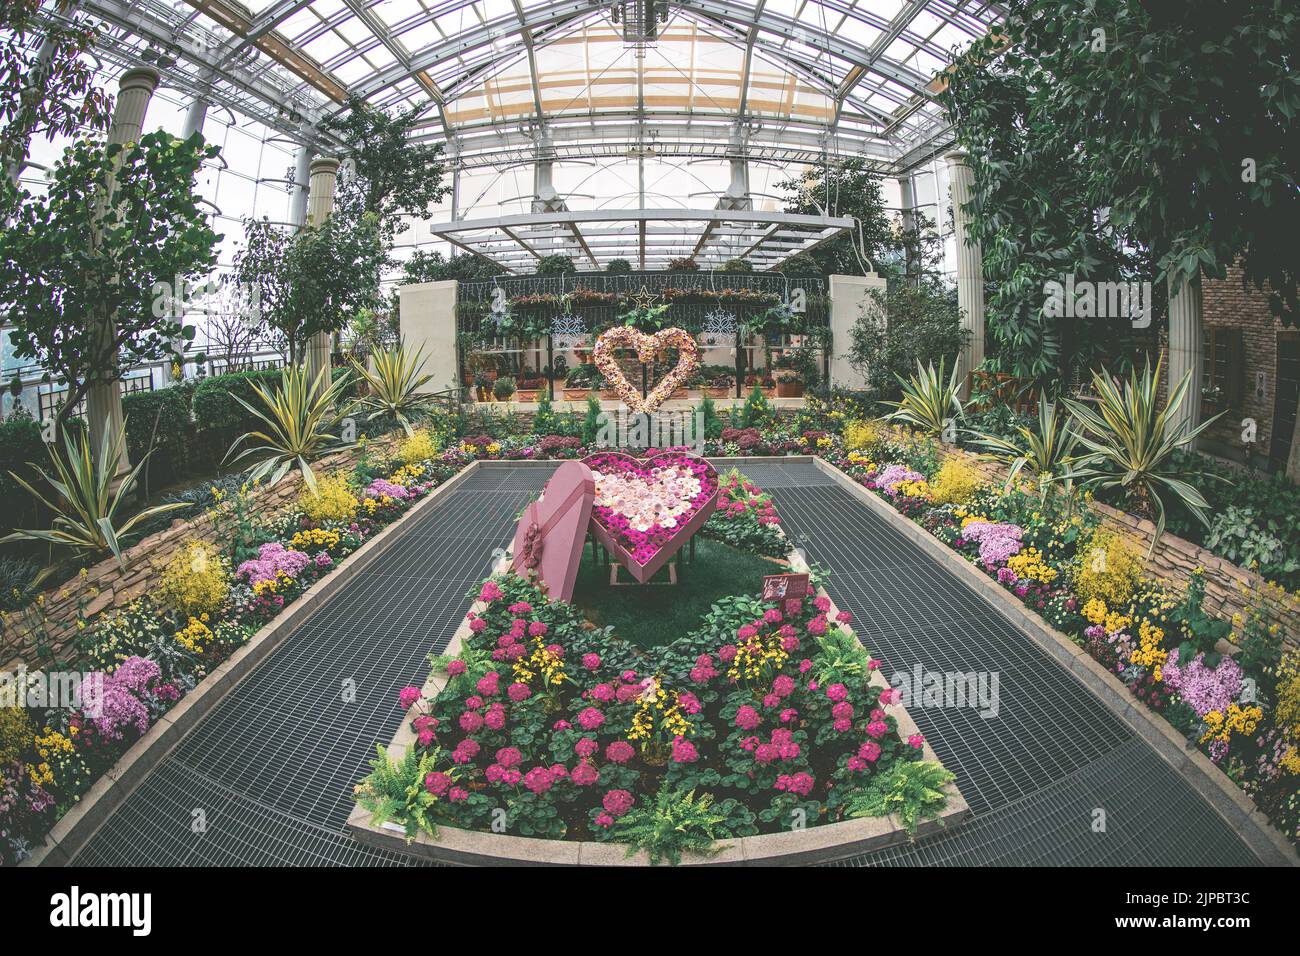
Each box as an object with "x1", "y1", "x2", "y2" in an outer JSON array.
[{"x1": 592, "y1": 326, "x2": 700, "y2": 414}]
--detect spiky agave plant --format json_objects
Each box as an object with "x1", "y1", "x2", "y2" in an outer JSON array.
[
  {"x1": 224, "y1": 364, "x2": 356, "y2": 493},
  {"x1": 1, "y1": 419, "x2": 187, "y2": 567},
  {"x1": 883, "y1": 358, "x2": 963, "y2": 439},
  {"x1": 350, "y1": 340, "x2": 437, "y2": 437},
  {"x1": 971, "y1": 394, "x2": 1080, "y2": 502},
  {"x1": 1062, "y1": 357, "x2": 1226, "y2": 553}
]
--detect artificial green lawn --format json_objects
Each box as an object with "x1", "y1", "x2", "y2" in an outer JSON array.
[{"x1": 571, "y1": 537, "x2": 783, "y2": 649}]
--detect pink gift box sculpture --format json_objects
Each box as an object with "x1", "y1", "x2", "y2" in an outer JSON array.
[
  {"x1": 581, "y1": 451, "x2": 719, "y2": 584},
  {"x1": 510, "y1": 460, "x2": 596, "y2": 602}
]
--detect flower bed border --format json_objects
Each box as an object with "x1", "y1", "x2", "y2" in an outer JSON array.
[
  {"x1": 345, "y1": 457, "x2": 969, "y2": 866},
  {"x1": 810, "y1": 456, "x2": 1299, "y2": 868},
  {"x1": 20, "y1": 459, "x2": 483, "y2": 868}
]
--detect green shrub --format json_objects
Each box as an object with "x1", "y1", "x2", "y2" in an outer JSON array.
[
  {"x1": 0, "y1": 409, "x2": 46, "y2": 538},
  {"x1": 123, "y1": 383, "x2": 196, "y2": 490},
  {"x1": 581, "y1": 393, "x2": 602, "y2": 445},
  {"x1": 605, "y1": 258, "x2": 632, "y2": 274},
  {"x1": 535, "y1": 254, "x2": 576, "y2": 276},
  {"x1": 0, "y1": 555, "x2": 40, "y2": 611}
]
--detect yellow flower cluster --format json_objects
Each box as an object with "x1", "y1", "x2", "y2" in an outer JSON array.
[
  {"x1": 0, "y1": 707, "x2": 35, "y2": 766},
  {"x1": 298, "y1": 474, "x2": 359, "y2": 523},
  {"x1": 29, "y1": 727, "x2": 75, "y2": 787},
  {"x1": 251, "y1": 569, "x2": 295, "y2": 598},
  {"x1": 626, "y1": 678, "x2": 691, "y2": 744},
  {"x1": 1073, "y1": 528, "x2": 1144, "y2": 606},
  {"x1": 1006, "y1": 547, "x2": 1058, "y2": 584},
  {"x1": 1131, "y1": 619, "x2": 1168, "y2": 677},
  {"x1": 1082, "y1": 598, "x2": 1131, "y2": 635},
  {"x1": 895, "y1": 478, "x2": 930, "y2": 499},
  {"x1": 929, "y1": 458, "x2": 984, "y2": 506},
  {"x1": 727, "y1": 632, "x2": 789, "y2": 687},
  {"x1": 843, "y1": 419, "x2": 882, "y2": 453},
  {"x1": 390, "y1": 462, "x2": 427, "y2": 487},
  {"x1": 157, "y1": 540, "x2": 230, "y2": 618},
  {"x1": 290, "y1": 527, "x2": 342, "y2": 552},
  {"x1": 1200, "y1": 703, "x2": 1263, "y2": 747},
  {"x1": 512, "y1": 635, "x2": 567, "y2": 687},
  {"x1": 175, "y1": 614, "x2": 213, "y2": 654},
  {"x1": 396, "y1": 430, "x2": 441, "y2": 465},
  {"x1": 846, "y1": 451, "x2": 875, "y2": 470}
]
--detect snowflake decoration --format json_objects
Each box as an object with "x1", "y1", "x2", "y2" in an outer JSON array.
[
  {"x1": 701, "y1": 308, "x2": 737, "y2": 343},
  {"x1": 551, "y1": 312, "x2": 588, "y2": 352}
]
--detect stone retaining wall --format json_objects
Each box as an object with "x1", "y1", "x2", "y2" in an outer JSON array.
[{"x1": 1, "y1": 437, "x2": 398, "y2": 670}]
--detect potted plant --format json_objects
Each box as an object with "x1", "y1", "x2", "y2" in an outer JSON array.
[
  {"x1": 563, "y1": 363, "x2": 596, "y2": 401},
  {"x1": 515, "y1": 371, "x2": 544, "y2": 402},
  {"x1": 493, "y1": 376, "x2": 516, "y2": 403},
  {"x1": 473, "y1": 371, "x2": 493, "y2": 402}
]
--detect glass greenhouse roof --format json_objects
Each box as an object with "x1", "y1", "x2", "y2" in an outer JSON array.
[{"x1": 44, "y1": 0, "x2": 1004, "y2": 171}]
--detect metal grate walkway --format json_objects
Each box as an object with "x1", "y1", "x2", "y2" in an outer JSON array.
[{"x1": 72, "y1": 461, "x2": 1261, "y2": 865}]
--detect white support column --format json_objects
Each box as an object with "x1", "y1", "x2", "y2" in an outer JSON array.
[
  {"x1": 829, "y1": 273, "x2": 887, "y2": 391},
  {"x1": 398, "y1": 281, "x2": 459, "y2": 393},
  {"x1": 87, "y1": 66, "x2": 159, "y2": 465},
  {"x1": 303, "y1": 155, "x2": 339, "y2": 384},
  {"x1": 944, "y1": 150, "x2": 985, "y2": 398},
  {"x1": 289, "y1": 147, "x2": 311, "y2": 227},
  {"x1": 1166, "y1": 272, "x2": 1204, "y2": 437}
]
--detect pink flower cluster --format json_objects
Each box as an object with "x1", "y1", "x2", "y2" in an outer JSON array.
[
  {"x1": 872, "y1": 464, "x2": 925, "y2": 496},
  {"x1": 237, "y1": 541, "x2": 310, "y2": 587},
  {"x1": 958, "y1": 520, "x2": 1025, "y2": 568},
  {"x1": 365, "y1": 478, "x2": 412, "y2": 500}
]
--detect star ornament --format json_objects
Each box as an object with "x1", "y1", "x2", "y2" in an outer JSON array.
[{"x1": 630, "y1": 286, "x2": 660, "y2": 312}]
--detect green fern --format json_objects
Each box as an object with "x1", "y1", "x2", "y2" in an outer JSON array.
[
  {"x1": 814, "y1": 627, "x2": 873, "y2": 686},
  {"x1": 354, "y1": 744, "x2": 442, "y2": 842},
  {"x1": 609, "y1": 786, "x2": 731, "y2": 866},
  {"x1": 843, "y1": 760, "x2": 954, "y2": 836}
]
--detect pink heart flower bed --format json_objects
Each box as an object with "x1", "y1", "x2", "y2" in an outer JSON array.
[{"x1": 582, "y1": 452, "x2": 719, "y2": 581}]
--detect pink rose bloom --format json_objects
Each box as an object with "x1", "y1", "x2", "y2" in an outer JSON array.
[
  {"x1": 459, "y1": 710, "x2": 484, "y2": 732},
  {"x1": 735, "y1": 705, "x2": 761, "y2": 730},
  {"x1": 606, "y1": 740, "x2": 635, "y2": 763},
  {"x1": 577, "y1": 707, "x2": 605, "y2": 730},
  {"x1": 570, "y1": 761, "x2": 599, "y2": 786},
  {"x1": 398, "y1": 686, "x2": 422, "y2": 710},
  {"x1": 424, "y1": 771, "x2": 451, "y2": 796},
  {"x1": 447, "y1": 660, "x2": 467, "y2": 677},
  {"x1": 671, "y1": 736, "x2": 699, "y2": 763},
  {"x1": 507, "y1": 682, "x2": 531, "y2": 702},
  {"x1": 826, "y1": 683, "x2": 848, "y2": 702},
  {"x1": 582, "y1": 653, "x2": 601, "y2": 670}
]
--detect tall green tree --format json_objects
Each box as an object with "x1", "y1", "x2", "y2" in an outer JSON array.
[
  {"x1": 941, "y1": 0, "x2": 1299, "y2": 387},
  {"x1": 233, "y1": 210, "x2": 386, "y2": 366},
  {"x1": 1, "y1": 0, "x2": 112, "y2": 189},
  {"x1": 776, "y1": 157, "x2": 893, "y2": 276},
  {"x1": 0, "y1": 132, "x2": 220, "y2": 436}
]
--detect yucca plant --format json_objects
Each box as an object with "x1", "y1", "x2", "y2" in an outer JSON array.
[
  {"x1": 883, "y1": 358, "x2": 963, "y2": 439},
  {"x1": 350, "y1": 340, "x2": 436, "y2": 436},
  {"x1": 971, "y1": 394, "x2": 1080, "y2": 502},
  {"x1": 224, "y1": 364, "x2": 356, "y2": 493},
  {"x1": 1062, "y1": 357, "x2": 1226, "y2": 552},
  {"x1": 1, "y1": 419, "x2": 187, "y2": 567}
]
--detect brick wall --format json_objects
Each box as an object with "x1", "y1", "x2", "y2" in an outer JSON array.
[{"x1": 0, "y1": 437, "x2": 398, "y2": 670}]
